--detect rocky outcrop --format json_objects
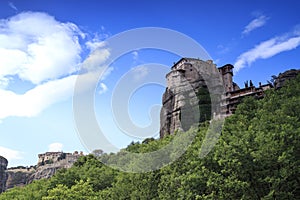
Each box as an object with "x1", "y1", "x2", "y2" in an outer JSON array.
[
  {"x1": 27, "y1": 152, "x2": 80, "y2": 183},
  {"x1": 5, "y1": 167, "x2": 35, "y2": 190},
  {"x1": 275, "y1": 69, "x2": 300, "y2": 89},
  {"x1": 0, "y1": 156, "x2": 8, "y2": 193},
  {"x1": 160, "y1": 58, "x2": 224, "y2": 137},
  {"x1": 4, "y1": 151, "x2": 82, "y2": 190},
  {"x1": 27, "y1": 165, "x2": 61, "y2": 184}
]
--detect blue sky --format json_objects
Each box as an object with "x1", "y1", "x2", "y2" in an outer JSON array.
[{"x1": 0, "y1": 0, "x2": 299, "y2": 167}]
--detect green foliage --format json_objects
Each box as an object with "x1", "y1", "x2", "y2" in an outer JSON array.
[
  {"x1": 0, "y1": 179, "x2": 50, "y2": 200},
  {"x1": 43, "y1": 180, "x2": 97, "y2": 200},
  {"x1": 1, "y1": 75, "x2": 299, "y2": 199}
]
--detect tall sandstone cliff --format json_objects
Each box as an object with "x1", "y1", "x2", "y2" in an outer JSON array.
[
  {"x1": 0, "y1": 156, "x2": 8, "y2": 193},
  {"x1": 160, "y1": 58, "x2": 224, "y2": 137}
]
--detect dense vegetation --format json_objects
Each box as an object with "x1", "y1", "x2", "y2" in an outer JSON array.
[{"x1": 1, "y1": 75, "x2": 299, "y2": 199}]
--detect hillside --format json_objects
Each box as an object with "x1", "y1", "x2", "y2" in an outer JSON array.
[{"x1": 0, "y1": 74, "x2": 299, "y2": 199}]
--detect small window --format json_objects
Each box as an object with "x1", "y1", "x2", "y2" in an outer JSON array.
[{"x1": 190, "y1": 69, "x2": 192, "y2": 71}]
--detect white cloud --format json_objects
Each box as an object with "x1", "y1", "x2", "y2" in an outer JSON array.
[
  {"x1": 98, "y1": 83, "x2": 108, "y2": 94},
  {"x1": 81, "y1": 47, "x2": 110, "y2": 72},
  {"x1": 132, "y1": 51, "x2": 139, "y2": 61},
  {"x1": 242, "y1": 15, "x2": 269, "y2": 35},
  {"x1": 85, "y1": 40, "x2": 106, "y2": 52},
  {"x1": 0, "y1": 68, "x2": 113, "y2": 120},
  {"x1": 0, "y1": 146, "x2": 23, "y2": 162},
  {"x1": 132, "y1": 66, "x2": 149, "y2": 82},
  {"x1": 234, "y1": 31, "x2": 300, "y2": 72},
  {"x1": 0, "y1": 75, "x2": 76, "y2": 119},
  {"x1": 0, "y1": 12, "x2": 84, "y2": 84},
  {"x1": 87, "y1": 27, "x2": 110, "y2": 43},
  {"x1": 48, "y1": 143, "x2": 63, "y2": 152},
  {"x1": 0, "y1": 12, "x2": 113, "y2": 121},
  {"x1": 0, "y1": 77, "x2": 11, "y2": 89}
]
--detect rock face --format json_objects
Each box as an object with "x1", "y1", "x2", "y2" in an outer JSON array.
[
  {"x1": 27, "y1": 152, "x2": 81, "y2": 183},
  {"x1": 5, "y1": 167, "x2": 35, "y2": 190},
  {"x1": 27, "y1": 165, "x2": 63, "y2": 184},
  {"x1": 275, "y1": 69, "x2": 300, "y2": 89},
  {"x1": 0, "y1": 156, "x2": 8, "y2": 193},
  {"x1": 160, "y1": 58, "x2": 225, "y2": 137},
  {"x1": 5, "y1": 151, "x2": 82, "y2": 190}
]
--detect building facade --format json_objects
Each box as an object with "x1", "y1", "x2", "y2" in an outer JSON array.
[
  {"x1": 37, "y1": 151, "x2": 83, "y2": 166},
  {"x1": 218, "y1": 64, "x2": 272, "y2": 116}
]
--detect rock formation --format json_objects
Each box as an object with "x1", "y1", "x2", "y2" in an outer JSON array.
[
  {"x1": 160, "y1": 58, "x2": 225, "y2": 137},
  {"x1": 27, "y1": 164, "x2": 63, "y2": 184},
  {"x1": 160, "y1": 58, "x2": 299, "y2": 138},
  {"x1": 5, "y1": 167, "x2": 35, "y2": 190},
  {"x1": 274, "y1": 69, "x2": 300, "y2": 89},
  {"x1": 4, "y1": 151, "x2": 82, "y2": 191},
  {"x1": 0, "y1": 156, "x2": 8, "y2": 193},
  {"x1": 27, "y1": 151, "x2": 81, "y2": 183}
]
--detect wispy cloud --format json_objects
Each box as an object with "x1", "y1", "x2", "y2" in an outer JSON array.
[
  {"x1": 217, "y1": 44, "x2": 230, "y2": 54},
  {"x1": 81, "y1": 46, "x2": 110, "y2": 72},
  {"x1": 132, "y1": 65, "x2": 149, "y2": 82},
  {"x1": 132, "y1": 51, "x2": 139, "y2": 61},
  {"x1": 234, "y1": 28, "x2": 300, "y2": 72},
  {"x1": 131, "y1": 50, "x2": 147, "y2": 66},
  {"x1": 8, "y1": 2, "x2": 18, "y2": 12},
  {"x1": 98, "y1": 83, "x2": 108, "y2": 94},
  {"x1": 242, "y1": 14, "x2": 269, "y2": 35}
]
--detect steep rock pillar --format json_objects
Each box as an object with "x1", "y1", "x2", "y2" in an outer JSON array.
[{"x1": 0, "y1": 156, "x2": 8, "y2": 193}]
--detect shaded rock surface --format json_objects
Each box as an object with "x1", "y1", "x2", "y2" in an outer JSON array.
[
  {"x1": 0, "y1": 156, "x2": 8, "y2": 193},
  {"x1": 160, "y1": 58, "x2": 224, "y2": 137},
  {"x1": 275, "y1": 69, "x2": 300, "y2": 89},
  {"x1": 5, "y1": 167, "x2": 34, "y2": 190}
]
